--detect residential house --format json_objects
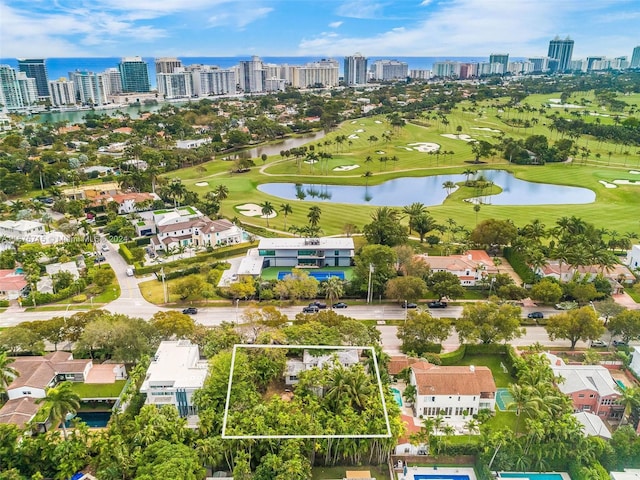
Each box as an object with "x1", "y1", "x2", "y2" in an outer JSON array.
[
  {"x1": 258, "y1": 237, "x2": 354, "y2": 268},
  {"x1": 627, "y1": 245, "x2": 640, "y2": 272},
  {"x1": 573, "y1": 411, "x2": 612, "y2": 440},
  {"x1": 611, "y1": 470, "x2": 640, "y2": 480},
  {"x1": 285, "y1": 349, "x2": 360, "y2": 385},
  {"x1": 414, "y1": 250, "x2": 498, "y2": 286},
  {"x1": 38, "y1": 261, "x2": 81, "y2": 294},
  {"x1": 176, "y1": 138, "x2": 211, "y2": 149},
  {"x1": 409, "y1": 361, "x2": 496, "y2": 419},
  {"x1": 536, "y1": 260, "x2": 635, "y2": 287},
  {"x1": 155, "y1": 216, "x2": 242, "y2": 252},
  {"x1": 109, "y1": 192, "x2": 159, "y2": 214},
  {"x1": 140, "y1": 340, "x2": 209, "y2": 417},
  {"x1": 630, "y1": 346, "x2": 640, "y2": 378},
  {"x1": 394, "y1": 414, "x2": 426, "y2": 455},
  {"x1": 0, "y1": 220, "x2": 46, "y2": 241},
  {"x1": 0, "y1": 269, "x2": 28, "y2": 300},
  {"x1": 546, "y1": 353, "x2": 624, "y2": 420},
  {"x1": 62, "y1": 182, "x2": 120, "y2": 201}
]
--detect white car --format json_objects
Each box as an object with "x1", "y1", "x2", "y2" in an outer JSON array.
[{"x1": 101, "y1": 244, "x2": 109, "y2": 252}]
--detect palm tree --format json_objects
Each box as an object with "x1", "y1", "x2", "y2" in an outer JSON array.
[
  {"x1": 473, "y1": 203, "x2": 481, "y2": 225},
  {"x1": 363, "y1": 171, "x2": 373, "y2": 187},
  {"x1": 324, "y1": 276, "x2": 344, "y2": 309},
  {"x1": 260, "y1": 201, "x2": 275, "y2": 228},
  {"x1": 0, "y1": 353, "x2": 18, "y2": 401},
  {"x1": 442, "y1": 181, "x2": 456, "y2": 196},
  {"x1": 462, "y1": 168, "x2": 477, "y2": 185},
  {"x1": 402, "y1": 202, "x2": 427, "y2": 234},
  {"x1": 616, "y1": 386, "x2": 640, "y2": 425},
  {"x1": 307, "y1": 206, "x2": 322, "y2": 228},
  {"x1": 214, "y1": 184, "x2": 229, "y2": 201},
  {"x1": 167, "y1": 179, "x2": 187, "y2": 208},
  {"x1": 279, "y1": 203, "x2": 292, "y2": 230},
  {"x1": 36, "y1": 381, "x2": 81, "y2": 440}
]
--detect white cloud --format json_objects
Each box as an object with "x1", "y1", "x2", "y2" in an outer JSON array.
[
  {"x1": 336, "y1": 0, "x2": 386, "y2": 19},
  {"x1": 329, "y1": 21, "x2": 343, "y2": 28},
  {"x1": 420, "y1": 0, "x2": 433, "y2": 6},
  {"x1": 208, "y1": 6, "x2": 272, "y2": 28}
]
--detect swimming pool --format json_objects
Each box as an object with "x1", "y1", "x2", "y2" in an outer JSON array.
[
  {"x1": 391, "y1": 387, "x2": 403, "y2": 407},
  {"x1": 65, "y1": 411, "x2": 112, "y2": 428},
  {"x1": 415, "y1": 475, "x2": 470, "y2": 480},
  {"x1": 500, "y1": 472, "x2": 566, "y2": 480},
  {"x1": 616, "y1": 380, "x2": 626, "y2": 390},
  {"x1": 277, "y1": 270, "x2": 345, "y2": 281}
]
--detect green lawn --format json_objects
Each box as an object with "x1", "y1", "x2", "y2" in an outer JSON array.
[
  {"x1": 139, "y1": 273, "x2": 225, "y2": 305},
  {"x1": 312, "y1": 465, "x2": 390, "y2": 480},
  {"x1": 485, "y1": 410, "x2": 519, "y2": 432},
  {"x1": 456, "y1": 354, "x2": 515, "y2": 387},
  {"x1": 69, "y1": 380, "x2": 126, "y2": 399}
]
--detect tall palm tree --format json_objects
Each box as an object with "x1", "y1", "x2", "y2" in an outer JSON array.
[
  {"x1": 324, "y1": 276, "x2": 344, "y2": 309},
  {"x1": 168, "y1": 180, "x2": 187, "y2": 208},
  {"x1": 213, "y1": 184, "x2": 229, "y2": 201},
  {"x1": 35, "y1": 381, "x2": 81, "y2": 440},
  {"x1": 442, "y1": 181, "x2": 456, "y2": 196},
  {"x1": 0, "y1": 352, "x2": 18, "y2": 401},
  {"x1": 307, "y1": 206, "x2": 322, "y2": 228},
  {"x1": 402, "y1": 202, "x2": 427, "y2": 234},
  {"x1": 362, "y1": 170, "x2": 373, "y2": 187},
  {"x1": 279, "y1": 203, "x2": 292, "y2": 230},
  {"x1": 462, "y1": 168, "x2": 477, "y2": 185},
  {"x1": 260, "y1": 201, "x2": 275, "y2": 228},
  {"x1": 616, "y1": 386, "x2": 640, "y2": 425}
]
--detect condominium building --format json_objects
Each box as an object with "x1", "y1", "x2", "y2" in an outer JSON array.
[
  {"x1": 507, "y1": 61, "x2": 534, "y2": 75},
  {"x1": 155, "y1": 57, "x2": 183, "y2": 74},
  {"x1": 49, "y1": 79, "x2": 77, "y2": 107},
  {"x1": 187, "y1": 65, "x2": 237, "y2": 96},
  {"x1": 528, "y1": 57, "x2": 550, "y2": 72},
  {"x1": 16, "y1": 72, "x2": 38, "y2": 106},
  {"x1": 489, "y1": 53, "x2": 509, "y2": 72},
  {"x1": 459, "y1": 63, "x2": 478, "y2": 79},
  {"x1": 291, "y1": 59, "x2": 339, "y2": 88},
  {"x1": 344, "y1": 53, "x2": 368, "y2": 85},
  {"x1": 68, "y1": 70, "x2": 107, "y2": 105},
  {"x1": 548, "y1": 36, "x2": 574, "y2": 72},
  {"x1": 100, "y1": 68, "x2": 123, "y2": 96},
  {"x1": 157, "y1": 70, "x2": 193, "y2": 99},
  {"x1": 0, "y1": 65, "x2": 25, "y2": 111},
  {"x1": 371, "y1": 60, "x2": 409, "y2": 81},
  {"x1": 239, "y1": 56, "x2": 265, "y2": 93},
  {"x1": 118, "y1": 56, "x2": 150, "y2": 93},
  {"x1": 409, "y1": 69, "x2": 432, "y2": 80},
  {"x1": 432, "y1": 61, "x2": 460, "y2": 78},
  {"x1": 631, "y1": 46, "x2": 640, "y2": 68},
  {"x1": 17, "y1": 59, "x2": 50, "y2": 99},
  {"x1": 265, "y1": 77, "x2": 286, "y2": 92}
]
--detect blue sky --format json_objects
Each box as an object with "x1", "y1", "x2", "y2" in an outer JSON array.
[{"x1": 1, "y1": 0, "x2": 639, "y2": 58}]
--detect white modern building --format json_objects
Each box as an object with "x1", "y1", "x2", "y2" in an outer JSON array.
[
  {"x1": 433, "y1": 61, "x2": 461, "y2": 78},
  {"x1": 49, "y1": 78, "x2": 77, "y2": 107},
  {"x1": 257, "y1": 237, "x2": 354, "y2": 268},
  {"x1": 157, "y1": 70, "x2": 193, "y2": 99},
  {"x1": 344, "y1": 53, "x2": 368, "y2": 85},
  {"x1": 371, "y1": 60, "x2": 409, "y2": 81},
  {"x1": 16, "y1": 72, "x2": 38, "y2": 106},
  {"x1": 187, "y1": 65, "x2": 237, "y2": 96},
  {"x1": 68, "y1": 70, "x2": 107, "y2": 105},
  {"x1": 0, "y1": 65, "x2": 25, "y2": 111},
  {"x1": 99, "y1": 68, "x2": 123, "y2": 96},
  {"x1": 291, "y1": 59, "x2": 340, "y2": 88},
  {"x1": 630, "y1": 346, "x2": 640, "y2": 378},
  {"x1": 0, "y1": 220, "x2": 46, "y2": 241},
  {"x1": 239, "y1": 56, "x2": 265, "y2": 93},
  {"x1": 140, "y1": 341, "x2": 209, "y2": 417},
  {"x1": 627, "y1": 245, "x2": 640, "y2": 272},
  {"x1": 409, "y1": 361, "x2": 496, "y2": 419}
]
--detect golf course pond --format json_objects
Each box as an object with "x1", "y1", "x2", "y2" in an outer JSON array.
[{"x1": 257, "y1": 170, "x2": 596, "y2": 206}]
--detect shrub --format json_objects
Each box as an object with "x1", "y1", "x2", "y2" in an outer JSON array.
[
  {"x1": 503, "y1": 246, "x2": 536, "y2": 284},
  {"x1": 72, "y1": 294, "x2": 87, "y2": 303},
  {"x1": 440, "y1": 345, "x2": 466, "y2": 365},
  {"x1": 0, "y1": 300, "x2": 9, "y2": 307},
  {"x1": 119, "y1": 244, "x2": 134, "y2": 264}
]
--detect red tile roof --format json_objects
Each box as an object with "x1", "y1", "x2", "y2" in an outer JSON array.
[{"x1": 411, "y1": 364, "x2": 496, "y2": 396}]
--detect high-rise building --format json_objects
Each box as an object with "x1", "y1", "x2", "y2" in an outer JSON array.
[
  {"x1": 118, "y1": 57, "x2": 150, "y2": 93},
  {"x1": 157, "y1": 71, "x2": 193, "y2": 99},
  {"x1": 489, "y1": 54, "x2": 509, "y2": 73},
  {"x1": 528, "y1": 57, "x2": 550, "y2": 73},
  {"x1": 432, "y1": 61, "x2": 460, "y2": 78},
  {"x1": 186, "y1": 65, "x2": 237, "y2": 96},
  {"x1": 344, "y1": 53, "x2": 368, "y2": 85},
  {"x1": 0, "y1": 65, "x2": 24, "y2": 111},
  {"x1": 409, "y1": 69, "x2": 432, "y2": 80},
  {"x1": 239, "y1": 56, "x2": 265, "y2": 93},
  {"x1": 371, "y1": 60, "x2": 409, "y2": 81},
  {"x1": 16, "y1": 72, "x2": 38, "y2": 106},
  {"x1": 155, "y1": 57, "x2": 183, "y2": 75},
  {"x1": 630, "y1": 46, "x2": 640, "y2": 68},
  {"x1": 17, "y1": 59, "x2": 50, "y2": 99},
  {"x1": 547, "y1": 36, "x2": 574, "y2": 72},
  {"x1": 100, "y1": 68, "x2": 123, "y2": 96},
  {"x1": 68, "y1": 71, "x2": 107, "y2": 105},
  {"x1": 49, "y1": 79, "x2": 76, "y2": 107},
  {"x1": 291, "y1": 59, "x2": 339, "y2": 88}
]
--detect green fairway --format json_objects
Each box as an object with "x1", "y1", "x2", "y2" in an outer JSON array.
[{"x1": 168, "y1": 93, "x2": 640, "y2": 237}]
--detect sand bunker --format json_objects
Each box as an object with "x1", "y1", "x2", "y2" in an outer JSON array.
[
  {"x1": 408, "y1": 142, "x2": 440, "y2": 153},
  {"x1": 350, "y1": 121, "x2": 357, "y2": 124},
  {"x1": 237, "y1": 203, "x2": 277, "y2": 218},
  {"x1": 441, "y1": 134, "x2": 475, "y2": 142},
  {"x1": 375, "y1": 120, "x2": 383, "y2": 124},
  {"x1": 348, "y1": 134, "x2": 359, "y2": 139},
  {"x1": 613, "y1": 180, "x2": 640, "y2": 185},
  {"x1": 195, "y1": 182, "x2": 209, "y2": 187},
  {"x1": 333, "y1": 165, "x2": 360, "y2": 172},
  {"x1": 355, "y1": 129, "x2": 365, "y2": 133},
  {"x1": 599, "y1": 180, "x2": 617, "y2": 189},
  {"x1": 304, "y1": 159, "x2": 319, "y2": 164},
  {"x1": 376, "y1": 151, "x2": 386, "y2": 154},
  {"x1": 471, "y1": 127, "x2": 502, "y2": 133},
  {"x1": 629, "y1": 170, "x2": 640, "y2": 174},
  {"x1": 549, "y1": 103, "x2": 582, "y2": 109}
]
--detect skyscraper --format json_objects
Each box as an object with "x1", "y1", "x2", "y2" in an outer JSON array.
[
  {"x1": 489, "y1": 54, "x2": 509, "y2": 73},
  {"x1": 547, "y1": 36, "x2": 574, "y2": 72},
  {"x1": 0, "y1": 65, "x2": 24, "y2": 111},
  {"x1": 344, "y1": 53, "x2": 368, "y2": 85},
  {"x1": 239, "y1": 56, "x2": 265, "y2": 93},
  {"x1": 155, "y1": 57, "x2": 183, "y2": 74},
  {"x1": 68, "y1": 71, "x2": 107, "y2": 105},
  {"x1": 17, "y1": 58, "x2": 50, "y2": 99},
  {"x1": 118, "y1": 57, "x2": 150, "y2": 93},
  {"x1": 631, "y1": 46, "x2": 640, "y2": 68},
  {"x1": 49, "y1": 79, "x2": 76, "y2": 107}
]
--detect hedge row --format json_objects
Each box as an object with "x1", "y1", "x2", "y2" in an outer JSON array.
[
  {"x1": 134, "y1": 242, "x2": 257, "y2": 275},
  {"x1": 569, "y1": 460, "x2": 609, "y2": 480},
  {"x1": 503, "y1": 246, "x2": 536, "y2": 284},
  {"x1": 440, "y1": 345, "x2": 466, "y2": 365},
  {"x1": 119, "y1": 244, "x2": 134, "y2": 265},
  {"x1": 0, "y1": 300, "x2": 9, "y2": 307},
  {"x1": 28, "y1": 278, "x2": 88, "y2": 305}
]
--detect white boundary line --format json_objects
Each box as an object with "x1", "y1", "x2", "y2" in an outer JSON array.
[{"x1": 221, "y1": 344, "x2": 393, "y2": 439}]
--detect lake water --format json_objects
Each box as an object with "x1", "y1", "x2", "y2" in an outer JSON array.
[
  {"x1": 225, "y1": 131, "x2": 326, "y2": 160},
  {"x1": 257, "y1": 170, "x2": 596, "y2": 206}
]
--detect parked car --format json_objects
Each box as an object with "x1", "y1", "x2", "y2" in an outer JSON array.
[
  {"x1": 527, "y1": 311, "x2": 544, "y2": 319},
  {"x1": 309, "y1": 301, "x2": 327, "y2": 309},
  {"x1": 101, "y1": 244, "x2": 109, "y2": 252},
  {"x1": 402, "y1": 302, "x2": 418, "y2": 309},
  {"x1": 182, "y1": 307, "x2": 198, "y2": 315},
  {"x1": 612, "y1": 340, "x2": 627, "y2": 347},
  {"x1": 93, "y1": 256, "x2": 106, "y2": 263},
  {"x1": 332, "y1": 302, "x2": 348, "y2": 309},
  {"x1": 302, "y1": 305, "x2": 319, "y2": 313},
  {"x1": 427, "y1": 301, "x2": 448, "y2": 308},
  {"x1": 126, "y1": 268, "x2": 134, "y2": 277},
  {"x1": 590, "y1": 340, "x2": 607, "y2": 348}
]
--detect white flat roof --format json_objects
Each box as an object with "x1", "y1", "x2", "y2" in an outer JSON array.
[
  {"x1": 258, "y1": 237, "x2": 354, "y2": 250},
  {"x1": 611, "y1": 470, "x2": 640, "y2": 480},
  {"x1": 238, "y1": 255, "x2": 263, "y2": 276},
  {"x1": 141, "y1": 341, "x2": 208, "y2": 391}
]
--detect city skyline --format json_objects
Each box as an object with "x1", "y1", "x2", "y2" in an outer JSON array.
[{"x1": 1, "y1": 0, "x2": 639, "y2": 58}]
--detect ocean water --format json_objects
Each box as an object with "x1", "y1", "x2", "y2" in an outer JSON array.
[{"x1": 0, "y1": 56, "x2": 495, "y2": 88}]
